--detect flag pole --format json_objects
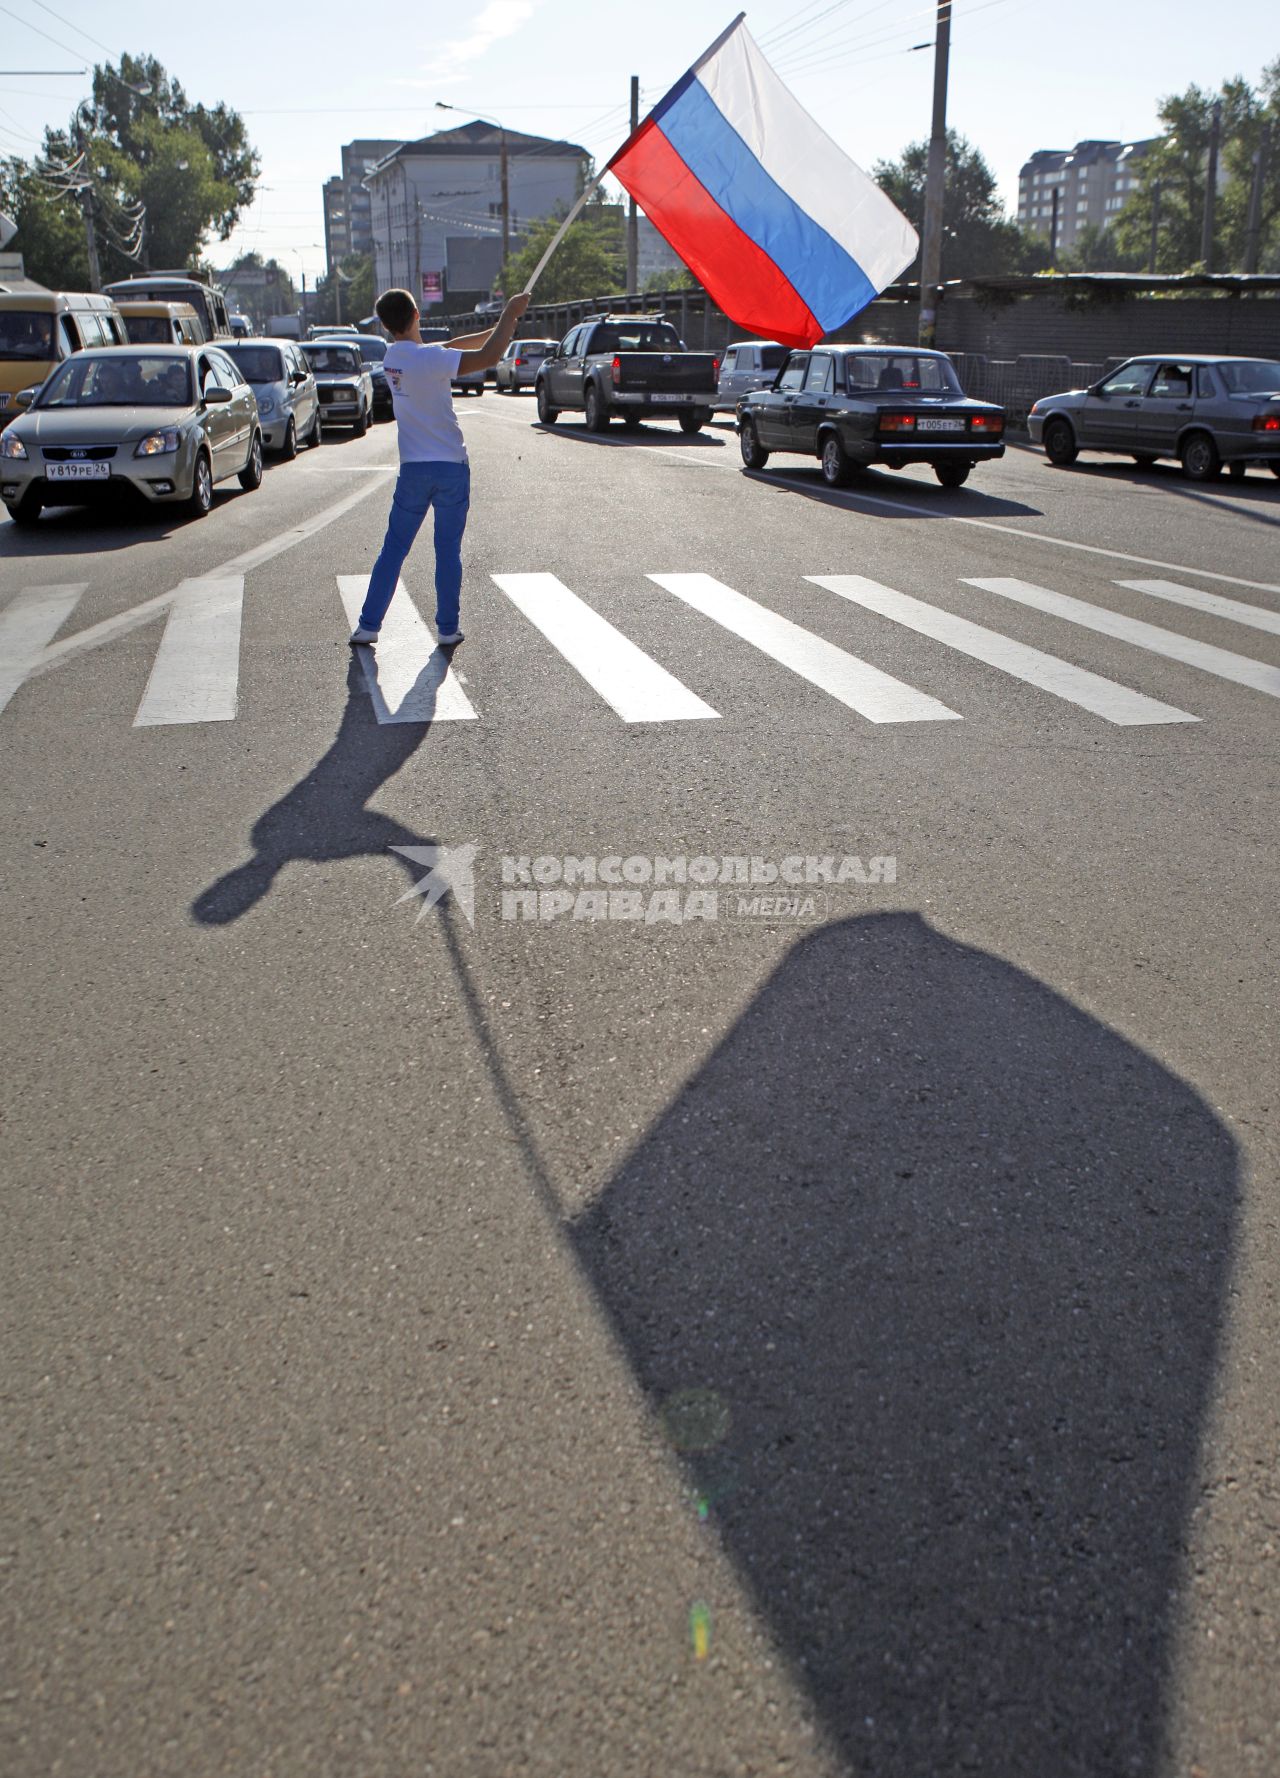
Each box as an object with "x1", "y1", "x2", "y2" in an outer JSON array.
[{"x1": 523, "y1": 11, "x2": 746, "y2": 298}]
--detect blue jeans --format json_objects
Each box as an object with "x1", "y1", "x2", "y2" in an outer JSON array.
[{"x1": 359, "y1": 460, "x2": 471, "y2": 634}]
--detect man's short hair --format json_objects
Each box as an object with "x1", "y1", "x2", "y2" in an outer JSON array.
[{"x1": 375, "y1": 288, "x2": 418, "y2": 335}]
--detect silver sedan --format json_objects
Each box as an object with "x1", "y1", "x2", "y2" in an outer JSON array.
[
  {"x1": 1028, "y1": 355, "x2": 1280, "y2": 482},
  {"x1": 1, "y1": 344, "x2": 263, "y2": 526}
]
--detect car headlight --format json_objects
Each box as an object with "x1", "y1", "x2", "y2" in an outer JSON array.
[
  {"x1": 257, "y1": 395, "x2": 276, "y2": 416},
  {"x1": 1028, "y1": 401, "x2": 1042, "y2": 415},
  {"x1": 1, "y1": 431, "x2": 28, "y2": 460},
  {"x1": 134, "y1": 428, "x2": 180, "y2": 457}
]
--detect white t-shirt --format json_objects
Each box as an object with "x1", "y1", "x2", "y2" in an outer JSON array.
[{"x1": 383, "y1": 340, "x2": 467, "y2": 464}]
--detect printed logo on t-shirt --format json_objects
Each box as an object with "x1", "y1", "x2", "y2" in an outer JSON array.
[{"x1": 386, "y1": 368, "x2": 403, "y2": 392}]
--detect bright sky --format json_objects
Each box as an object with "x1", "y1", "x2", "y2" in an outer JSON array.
[{"x1": 0, "y1": 0, "x2": 1274, "y2": 284}]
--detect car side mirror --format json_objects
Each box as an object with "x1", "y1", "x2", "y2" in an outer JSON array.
[
  {"x1": 14, "y1": 386, "x2": 36, "y2": 410},
  {"x1": 203, "y1": 386, "x2": 233, "y2": 405},
  {"x1": 1091, "y1": 384, "x2": 1108, "y2": 397}
]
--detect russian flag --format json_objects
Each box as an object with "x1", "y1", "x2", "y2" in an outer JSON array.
[{"x1": 607, "y1": 14, "x2": 919, "y2": 350}]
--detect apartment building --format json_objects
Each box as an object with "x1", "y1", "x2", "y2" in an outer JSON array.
[
  {"x1": 365, "y1": 121, "x2": 587, "y2": 310},
  {"x1": 1018, "y1": 139, "x2": 1158, "y2": 251},
  {"x1": 323, "y1": 139, "x2": 403, "y2": 274}
]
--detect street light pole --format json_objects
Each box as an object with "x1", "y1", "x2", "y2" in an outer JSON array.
[{"x1": 917, "y1": 0, "x2": 952, "y2": 347}]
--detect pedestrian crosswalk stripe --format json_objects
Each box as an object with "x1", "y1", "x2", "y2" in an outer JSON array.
[
  {"x1": 134, "y1": 578, "x2": 245, "y2": 727},
  {"x1": 965, "y1": 578, "x2": 1280, "y2": 702},
  {"x1": 1115, "y1": 579, "x2": 1280, "y2": 639},
  {"x1": 492, "y1": 572, "x2": 718, "y2": 723},
  {"x1": 649, "y1": 573, "x2": 962, "y2": 724},
  {"x1": 0, "y1": 583, "x2": 86, "y2": 715},
  {"x1": 809, "y1": 575, "x2": 1198, "y2": 727},
  {"x1": 337, "y1": 577, "x2": 477, "y2": 722}
]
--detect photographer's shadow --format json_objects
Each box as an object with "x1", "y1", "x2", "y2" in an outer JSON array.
[
  {"x1": 193, "y1": 654, "x2": 446, "y2": 925},
  {"x1": 573, "y1": 912, "x2": 1237, "y2": 1775}
]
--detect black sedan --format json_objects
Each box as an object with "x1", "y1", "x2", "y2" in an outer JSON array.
[{"x1": 737, "y1": 346, "x2": 1005, "y2": 489}]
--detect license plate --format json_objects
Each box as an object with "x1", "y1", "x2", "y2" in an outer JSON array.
[
  {"x1": 46, "y1": 461, "x2": 109, "y2": 481},
  {"x1": 917, "y1": 416, "x2": 964, "y2": 432},
  {"x1": 654, "y1": 391, "x2": 695, "y2": 402}
]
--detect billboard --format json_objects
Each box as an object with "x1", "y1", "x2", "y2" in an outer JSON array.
[{"x1": 421, "y1": 270, "x2": 443, "y2": 306}]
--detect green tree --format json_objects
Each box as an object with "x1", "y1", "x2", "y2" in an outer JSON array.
[
  {"x1": 1061, "y1": 221, "x2": 1141, "y2": 273},
  {"x1": 501, "y1": 197, "x2": 624, "y2": 302},
  {"x1": 873, "y1": 130, "x2": 1049, "y2": 279},
  {"x1": 311, "y1": 253, "x2": 374, "y2": 326},
  {"x1": 1112, "y1": 71, "x2": 1271, "y2": 272},
  {"x1": 642, "y1": 265, "x2": 699, "y2": 293},
  {"x1": 4, "y1": 52, "x2": 259, "y2": 288}
]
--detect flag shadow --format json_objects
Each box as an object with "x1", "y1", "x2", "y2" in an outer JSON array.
[
  {"x1": 191, "y1": 653, "x2": 444, "y2": 925},
  {"x1": 570, "y1": 911, "x2": 1237, "y2": 1775}
]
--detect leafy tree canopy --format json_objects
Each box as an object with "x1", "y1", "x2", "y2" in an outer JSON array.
[
  {"x1": 873, "y1": 130, "x2": 1049, "y2": 281},
  {"x1": 501, "y1": 196, "x2": 625, "y2": 304}
]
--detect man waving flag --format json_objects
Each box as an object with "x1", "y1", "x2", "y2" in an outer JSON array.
[{"x1": 606, "y1": 13, "x2": 919, "y2": 349}]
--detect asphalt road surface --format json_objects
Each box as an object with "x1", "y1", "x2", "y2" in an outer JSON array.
[{"x1": 3, "y1": 399, "x2": 1278, "y2": 1778}]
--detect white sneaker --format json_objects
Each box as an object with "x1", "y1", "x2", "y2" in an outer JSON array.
[
  {"x1": 349, "y1": 626, "x2": 379, "y2": 645},
  {"x1": 437, "y1": 627, "x2": 464, "y2": 646}
]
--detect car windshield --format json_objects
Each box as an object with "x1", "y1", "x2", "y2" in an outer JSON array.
[
  {"x1": 36, "y1": 353, "x2": 192, "y2": 408},
  {"x1": 304, "y1": 346, "x2": 360, "y2": 374},
  {"x1": 0, "y1": 310, "x2": 56, "y2": 360},
  {"x1": 224, "y1": 345, "x2": 285, "y2": 384},
  {"x1": 1217, "y1": 359, "x2": 1280, "y2": 395},
  {"x1": 843, "y1": 355, "x2": 960, "y2": 394},
  {"x1": 588, "y1": 325, "x2": 683, "y2": 352},
  {"x1": 123, "y1": 316, "x2": 173, "y2": 344}
]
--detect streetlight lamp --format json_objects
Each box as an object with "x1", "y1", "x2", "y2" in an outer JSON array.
[{"x1": 434, "y1": 100, "x2": 509, "y2": 278}]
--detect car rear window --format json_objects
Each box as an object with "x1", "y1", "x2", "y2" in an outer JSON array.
[
  {"x1": 759, "y1": 346, "x2": 788, "y2": 370},
  {"x1": 1217, "y1": 359, "x2": 1280, "y2": 394},
  {"x1": 588, "y1": 325, "x2": 683, "y2": 353},
  {"x1": 843, "y1": 355, "x2": 959, "y2": 393},
  {"x1": 225, "y1": 345, "x2": 285, "y2": 383}
]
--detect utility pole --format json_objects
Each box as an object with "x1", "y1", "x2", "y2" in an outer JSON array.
[
  {"x1": 1244, "y1": 121, "x2": 1271, "y2": 274},
  {"x1": 626, "y1": 75, "x2": 639, "y2": 294},
  {"x1": 1200, "y1": 98, "x2": 1222, "y2": 271},
  {"x1": 78, "y1": 185, "x2": 102, "y2": 291},
  {"x1": 917, "y1": 0, "x2": 951, "y2": 347},
  {"x1": 1148, "y1": 179, "x2": 1162, "y2": 273}
]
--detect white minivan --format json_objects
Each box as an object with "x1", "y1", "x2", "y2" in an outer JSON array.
[{"x1": 221, "y1": 337, "x2": 321, "y2": 457}]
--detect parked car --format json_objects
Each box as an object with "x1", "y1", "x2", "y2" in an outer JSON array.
[
  {"x1": 221, "y1": 337, "x2": 320, "y2": 456},
  {"x1": 307, "y1": 323, "x2": 357, "y2": 340},
  {"x1": 716, "y1": 340, "x2": 787, "y2": 410},
  {"x1": 1028, "y1": 355, "x2": 1280, "y2": 481},
  {"x1": 117, "y1": 300, "x2": 206, "y2": 347},
  {"x1": 535, "y1": 315, "x2": 719, "y2": 433},
  {"x1": 1, "y1": 290, "x2": 128, "y2": 425},
  {"x1": 737, "y1": 346, "x2": 1006, "y2": 488},
  {"x1": 300, "y1": 339, "x2": 373, "y2": 434},
  {"x1": 229, "y1": 313, "x2": 252, "y2": 339},
  {"x1": 311, "y1": 331, "x2": 392, "y2": 419},
  {"x1": 1, "y1": 344, "x2": 263, "y2": 526},
  {"x1": 103, "y1": 274, "x2": 232, "y2": 341},
  {"x1": 452, "y1": 357, "x2": 486, "y2": 397},
  {"x1": 494, "y1": 338, "x2": 557, "y2": 392}
]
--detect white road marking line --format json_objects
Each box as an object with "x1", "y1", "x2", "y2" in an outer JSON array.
[
  {"x1": 461, "y1": 402, "x2": 1280, "y2": 594},
  {"x1": 337, "y1": 577, "x2": 477, "y2": 722},
  {"x1": 0, "y1": 584, "x2": 86, "y2": 713},
  {"x1": 133, "y1": 578, "x2": 245, "y2": 727},
  {"x1": 1115, "y1": 579, "x2": 1280, "y2": 638},
  {"x1": 17, "y1": 472, "x2": 391, "y2": 689},
  {"x1": 965, "y1": 577, "x2": 1280, "y2": 701},
  {"x1": 809, "y1": 575, "x2": 1198, "y2": 727},
  {"x1": 293, "y1": 465, "x2": 397, "y2": 473},
  {"x1": 649, "y1": 573, "x2": 961, "y2": 724},
  {"x1": 492, "y1": 572, "x2": 719, "y2": 723}
]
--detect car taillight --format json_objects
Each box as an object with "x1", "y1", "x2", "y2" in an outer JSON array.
[
  {"x1": 515, "y1": 357, "x2": 525, "y2": 366},
  {"x1": 970, "y1": 413, "x2": 1004, "y2": 432},
  {"x1": 879, "y1": 413, "x2": 916, "y2": 431},
  {"x1": 712, "y1": 358, "x2": 720, "y2": 377},
  {"x1": 1253, "y1": 412, "x2": 1280, "y2": 431},
  {"x1": 612, "y1": 354, "x2": 622, "y2": 387}
]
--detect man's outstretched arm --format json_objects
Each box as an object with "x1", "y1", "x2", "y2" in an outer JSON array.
[{"x1": 455, "y1": 294, "x2": 532, "y2": 376}]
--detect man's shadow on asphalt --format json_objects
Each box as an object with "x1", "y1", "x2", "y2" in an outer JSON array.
[
  {"x1": 571, "y1": 911, "x2": 1237, "y2": 1776},
  {"x1": 192, "y1": 653, "x2": 442, "y2": 925}
]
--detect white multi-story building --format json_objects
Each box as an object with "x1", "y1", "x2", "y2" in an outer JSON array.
[
  {"x1": 365, "y1": 121, "x2": 588, "y2": 310},
  {"x1": 1017, "y1": 139, "x2": 1159, "y2": 251}
]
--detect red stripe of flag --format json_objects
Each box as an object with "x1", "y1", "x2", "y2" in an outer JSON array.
[{"x1": 610, "y1": 120, "x2": 822, "y2": 351}]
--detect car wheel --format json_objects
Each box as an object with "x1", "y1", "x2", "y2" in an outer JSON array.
[
  {"x1": 584, "y1": 384, "x2": 609, "y2": 432},
  {"x1": 238, "y1": 431, "x2": 264, "y2": 491},
  {"x1": 1181, "y1": 431, "x2": 1220, "y2": 482},
  {"x1": 739, "y1": 419, "x2": 769, "y2": 470},
  {"x1": 536, "y1": 380, "x2": 559, "y2": 425},
  {"x1": 820, "y1": 432, "x2": 854, "y2": 488},
  {"x1": 352, "y1": 404, "x2": 368, "y2": 438},
  {"x1": 1042, "y1": 416, "x2": 1078, "y2": 466},
  {"x1": 187, "y1": 451, "x2": 213, "y2": 518},
  {"x1": 307, "y1": 409, "x2": 322, "y2": 448},
  {"x1": 934, "y1": 460, "x2": 972, "y2": 489},
  {"x1": 677, "y1": 411, "x2": 704, "y2": 435},
  {"x1": 281, "y1": 417, "x2": 298, "y2": 460},
  {"x1": 4, "y1": 489, "x2": 42, "y2": 527}
]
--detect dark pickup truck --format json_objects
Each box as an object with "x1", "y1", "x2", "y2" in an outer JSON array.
[{"x1": 535, "y1": 316, "x2": 719, "y2": 434}]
